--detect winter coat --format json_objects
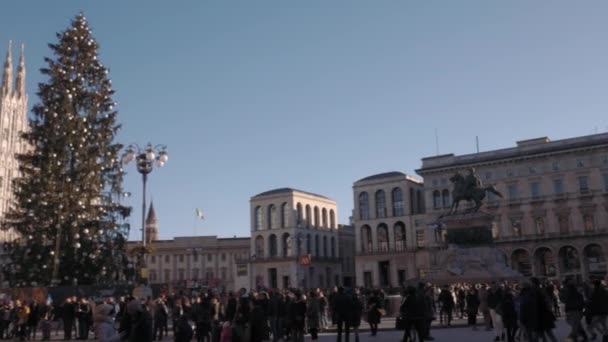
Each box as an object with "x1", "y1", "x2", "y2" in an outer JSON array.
[
  {"x1": 366, "y1": 296, "x2": 382, "y2": 324},
  {"x1": 349, "y1": 295, "x2": 364, "y2": 328},
  {"x1": 465, "y1": 292, "x2": 480, "y2": 315},
  {"x1": 588, "y1": 287, "x2": 608, "y2": 316},
  {"x1": 500, "y1": 294, "x2": 517, "y2": 327},
  {"x1": 561, "y1": 286, "x2": 585, "y2": 312},
  {"x1": 306, "y1": 298, "x2": 321, "y2": 330},
  {"x1": 95, "y1": 318, "x2": 120, "y2": 342}
]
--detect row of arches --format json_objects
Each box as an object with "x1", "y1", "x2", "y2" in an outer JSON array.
[
  {"x1": 358, "y1": 187, "x2": 423, "y2": 220},
  {"x1": 511, "y1": 244, "x2": 606, "y2": 278},
  {"x1": 360, "y1": 222, "x2": 407, "y2": 253},
  {"x1": 254, "y1": 233, "x2": 337, "y2": 259},
  {"x1": 254, "y1": 203, "x2": 336, "y2": 231}
]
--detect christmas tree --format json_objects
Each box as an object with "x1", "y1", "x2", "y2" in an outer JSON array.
[{"x1": 3, "y1": 14, "x2": 132, "y2": 287}]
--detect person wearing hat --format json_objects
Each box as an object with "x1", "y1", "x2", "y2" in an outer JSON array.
[{"x1": 94, "y1": 304, "x2": 119, "y2": 342}]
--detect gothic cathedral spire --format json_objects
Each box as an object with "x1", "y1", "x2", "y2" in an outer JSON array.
[
  {"x1": 1, "y1": 40, "x2": 12, "y2": 97},
  {"x1": 14, "y1": 44, "x2": 25, "y2": 99},
  {"x1": 145, "y1": 201, "x2": 159, "y2": 243}
]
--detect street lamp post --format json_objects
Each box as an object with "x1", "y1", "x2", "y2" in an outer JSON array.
[{"x1": 122, "y1": 143, "x2": 168, "y2": 284}]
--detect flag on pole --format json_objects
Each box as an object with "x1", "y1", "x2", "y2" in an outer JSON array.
[{"x1": 195, "y1": 208, "x2": 205, "y2": 220}]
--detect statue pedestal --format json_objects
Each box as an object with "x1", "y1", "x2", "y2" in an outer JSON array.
[{"x1": 427, "y1": 212, "x2": 521, "y2": 282}]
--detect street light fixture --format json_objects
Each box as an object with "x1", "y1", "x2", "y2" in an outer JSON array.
[{"x1": 121, "y1": 143, "x2": 168, "y2": 284}]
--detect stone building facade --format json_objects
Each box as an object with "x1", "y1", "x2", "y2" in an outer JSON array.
[
  {"x1": 128, "y1": 207, "x2": 250, "y2": 292},
  {"x1": 416, "y1": 134, "x2": 608, "y2": 282},
  {"x1": 0, "y1": 41, "x2": 28, "y2": 244},
  {"x1": 338, "y1": 224, "x2": 356, "y2": 287},
  {"x1": 249, "y1": 188, "x2": 343, "y2": 289},
  {"x1": 352, "y1": 172, "x2": 427, "y2": 288}
]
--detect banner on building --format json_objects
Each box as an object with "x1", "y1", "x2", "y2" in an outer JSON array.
[{"x1": 300, "y1": 254, "x2": 312, "y2": 266}]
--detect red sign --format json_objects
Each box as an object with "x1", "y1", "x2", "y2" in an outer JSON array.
[{"x1": 300, "y1": 255, "x2": 312, "y2": 266}]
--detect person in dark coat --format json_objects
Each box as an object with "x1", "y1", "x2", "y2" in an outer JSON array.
[
  {"x1": 400, "y1": 286, "x2": 425, "y2": 342},
  {"x1": 348, "y1": 289, "x2": 363, "y2": 342},
  {"x1": 500, "y1": 290, "x2": 518, "y2": 342},
  {"x1": 76, "y1": 298, "x2": 91, "y2": 340},
  {"x1": 27, "y1": 300, "x2": 41, "y2": 341},
  {"x1": 587, "y1": 280, "x2": 608, "y2": 341},
  {"x1": 334, "y1": 287, "x2": 351, "y2": 342},
  {"x1": 250, "y1": 299, "x2": 270, "y2": 342},
  {"x1": 366, "y1": 292, "x2": 382, "y2": 336},
  {"x1": 287, "y1": 293, "x2": 306, "y2": 342},
  {"x1": 173, "y1": 314, "x2": 193, "y2": 342},
  {"x1": 535, "y1": 280, "x2": 557, "y2": 342},
  {"x1": 153, "y1": 299, "x2": 168, "y2": 341},
  {"x1": 466, "y1": 287, "x2": 480, "y2": 329},
  {"x1": 438, "y1": 285, "x2": 454, "y2": 326},
  {"x1": 62, "y1": 298, "x2": 76, "y2": 341},
  {"x1": 127, "y1": 301, "x2": 153, "y2": 342}
]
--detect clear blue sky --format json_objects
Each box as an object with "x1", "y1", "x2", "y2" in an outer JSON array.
[{"x1": 1, "y1": 1, "x2": 608, "y2": 240}]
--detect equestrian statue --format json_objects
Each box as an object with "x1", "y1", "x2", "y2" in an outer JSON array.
[{"x1": 448, "y1": 168, "x2": 503, "y2": 214}]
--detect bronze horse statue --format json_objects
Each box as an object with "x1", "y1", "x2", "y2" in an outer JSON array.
[{"x1": 448, "y1": 173, "x2": 503, "y2": 214}]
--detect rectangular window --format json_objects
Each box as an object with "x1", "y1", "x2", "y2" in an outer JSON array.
[
  {"x1": 165, "y1": 255, "x2": 170, "y2": 263},
  {"x1": 221, "y1": 253, "x2": 226, "y2": 261},
  {"x1": 363, "y1": 272, "x2": 372, "y2": 288},
  {"x1": 207, "y1": 254, "x2": 213, "y2": 262},
  {"x1": 530, "y1": 182, "x2": 541, "y2": 198},
  {"x1": 150, "y1": 255, "x2": 156, "y2": 264},
  {"x1": 178, "y1": 269, "x2": 184, "y2": 281},
  {"x1": 192, "y1": 268, "x2": 199, "y2": 280},
  {"x1": 415, "y1": 230, "x2": 425, "y2": 248},
  {"x1": 164, "y1": 269, "x2": 171, "y2": 282},
  {"x1": 553, "y1": 179, "x2": 564, "y2": 194},
  {"x1": 508, "y1": 184, "x2": 518, "y2": 200},
  {"x1": 579, "y1": 176, "x2": 589, "y2": 193},
  {"x1": 193, "y1": 254, "x2": 198, "y2": 262},
  {"x1": 179, "y1": 255, "x2": 184, "y2": 262},
  {"x1": 221, "y1": 267, "x2": 227, "y2": 280},
  {"x1": 149, "y1": 270, "x2": 157, "y2": 282}
]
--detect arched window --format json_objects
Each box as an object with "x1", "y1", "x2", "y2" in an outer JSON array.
[
  {"x1": 282, "y1": 233, "x2": 290, "y2": 257},
  {"x1": 296, "y1": 203, "x2": 303, "y2": 227},
  {"x1": 306, "y1": 234, "x2": 311, "y2": 254},
  {"x1": 377, "y1": 224, "x2": 389, "y2": 252},
  {"x1": 267, "y1": 204, "x2": 276, "y2": 229},
  {"x1": 361, "y1": 225, "x2": 372, "y2": 253},
  {"x1": 330, "y1": 210, "x2": 336, "y2": 229},
  {"x1": 375, "y1": 190, "x2": 386, "y2": 218},
  {"x1": 281, "y1": 202, "x2": 288, "y2": 228},
  {"x1": 394, "y1": 222, "x2": 406, "y2": 251},
  {"x1": 323, "y1": 236, "x2": 328, "y2": 257},
  {"x1": 269, "y1": 234, "x2": 278, "y2": 257},
  {"x1": 314, "y1": 206, "x2": 320, "y2": 228},
  {"x1": 330, "y1": 237, "x2": 336, "y2": 258},
  {"x1": 295, "y1": 233, "x2": 302, "y2": 256},
  {"x1": 315, "y1": 235, "x2": 320, "y2": 257},
  {"x1": 254, "y1": 206, "x2": 263, "y2": 230},
  {"x1": 358, "y1": 192, "x2": 369, "y2": 220},
  {"x1": 392, "y1": 188, "x2": 404, "y2": 216},
  {"x1": 322, "y1": 208, "x2": 328, "y2": 228},
  {"x1": 441, "y1": 189, "x2": 450, "y2": 208},
  {"x1": 305, "y1": 205, "x2": 312, "y2": 228},
  {"x1": 255, "y1": 236, "x2": 264, "y2": 257},
  {"x1": 433, "y1": 190, "x2": 441, "y2": 209}
]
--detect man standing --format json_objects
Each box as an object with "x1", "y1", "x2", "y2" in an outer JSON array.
[
  {"x1": 334, "y1": 287, "x2": 351, "y2": 342},
  {"x1": 62, "y1": 298, "x2": 76, "y2": 341}
]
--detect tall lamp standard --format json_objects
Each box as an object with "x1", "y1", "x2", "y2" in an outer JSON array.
[{"x1": 121, "y1": 143, "x2": 168, "y2": 284}]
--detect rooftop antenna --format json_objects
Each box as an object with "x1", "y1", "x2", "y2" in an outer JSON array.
[
  {"x1": 435, "y1": 128, "x2": 439, "y2": 156},
  {"x1": 476, "y1": 136, "x2": 480, "y2": 153}
]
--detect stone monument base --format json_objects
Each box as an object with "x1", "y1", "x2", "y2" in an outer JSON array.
[
  {"x1": 426, "y1": 211, "x2": 522, "y2": 283},
  {"x1": 426, "y1": 245, "x2": 522, "y2": 283}
]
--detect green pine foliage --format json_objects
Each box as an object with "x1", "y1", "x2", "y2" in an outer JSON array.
[{"x1": 3, "y1": 14, "x2": 132, "y2": 287}]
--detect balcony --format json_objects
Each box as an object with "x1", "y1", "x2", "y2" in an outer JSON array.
[
  {"x1": 494, "y1": 228, "x2": 608, "y2": 243},
  {"x1": 248, "y1": 255, "x2": 341, "y2": 264},
  {"x1": 356, "y1": 247, "x2": 415, "y2": 256}
]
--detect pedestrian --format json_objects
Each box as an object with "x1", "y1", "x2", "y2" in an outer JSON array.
[
  {"x1": 40, "y1": 300, "x2": 55, "y2": 341},
  {"x1": 76, "y1": 298, "x2": 91, "y2": 340},
  {"x1": 466, "y1": 287, "x2": 480, "y2": 330},
  {"x1": 586, "y1": 280, "x2": 608, "y2": 341},
  {"x1": 366, "y1": 291, "x2": 382, "y2": 336},
  {"x1": 306, "y1": 291, "x2": 321, "y2": 342},
  {"x1": 560, "y1": 279, "x2": 588, "y2": 342},
  {"x1": 488, "y1": 282, "x2": 504, "y2": 341},
  {"x1": 334, "y1": 287, "x2": 351, "y2": 342},
  {"x1": 62, "y1": 297, "x2": 76, "y2": 341},
  {"x1": 438, "y1": 285, "x2": 454, "y2": 327},
  {"x1": 500, "y1": 289, "x2": 517, "y2": 342},
  {"x1": 288, "y1": 293, "x2": 306, "y2": 342},
  {"x1": 94, "y1": 304, "x2": 120, "y2": 342}
]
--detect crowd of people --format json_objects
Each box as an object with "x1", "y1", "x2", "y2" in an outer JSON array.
[{"x1": 0, "y1": 277, "x2": 605, "y2": 342}]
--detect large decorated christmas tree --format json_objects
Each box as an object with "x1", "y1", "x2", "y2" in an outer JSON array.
[{"x1": 3, "y1": 14, "x2": 131, "y2": 287}]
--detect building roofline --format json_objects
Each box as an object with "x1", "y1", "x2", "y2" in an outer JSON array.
[
  {"x1": 251, "y1": 187, "x2": 332, "y2": 200},
  {"x1": 417, "y1": 133, "x2": 608, "y2": 174}
]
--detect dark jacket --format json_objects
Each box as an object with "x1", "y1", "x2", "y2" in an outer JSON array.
[
  {"x1": 588, "y1": 286, "x2": 608, "y2": 316},
  {"x1": 561, "y1": 286, "x2": 584, "y2": 312},
  {"x1": 250, "y1": 303, "x2": 270, "y2": 342},
  {"x1": 465, "y1": 292, "x2": 480, "y2": 314},
  {"x1": 129, "y1": 310, "x2": 153, "y2": 342},
  {"x1": 366, "y1": 296, "x2": 382, "y2": 324},
  {"x1": 174, "y1": 316, "x2": 193, "y2": 342}
]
